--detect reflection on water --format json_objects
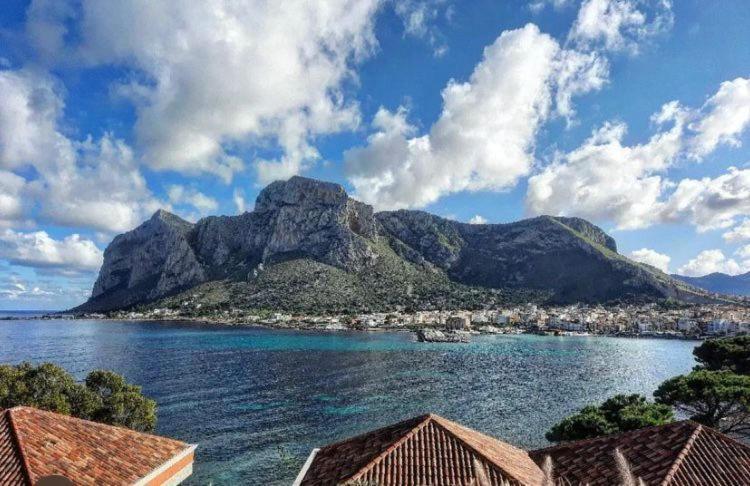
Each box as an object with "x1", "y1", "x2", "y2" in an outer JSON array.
[{"x1": 0, "y1": 319, "x2": 698, "y2": 485}]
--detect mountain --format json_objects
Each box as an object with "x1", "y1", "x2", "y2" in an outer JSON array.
[
  {"x1": 75, "y1": 176, "x2": 721, "y2": 313},
  {"x1": 672, "y1": 272, "x2": 750, "y2": 296}
]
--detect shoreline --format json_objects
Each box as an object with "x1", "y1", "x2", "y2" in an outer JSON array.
[{"x1": 0, "y1": 314, "x2": 705, "y2": 341}]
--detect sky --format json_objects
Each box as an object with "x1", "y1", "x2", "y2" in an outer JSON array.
[{"x1": 0, "y1": 0, "x2": 749, "y2": 310}]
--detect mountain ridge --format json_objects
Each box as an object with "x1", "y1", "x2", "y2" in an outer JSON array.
[
  {"x1": 75, "y1": 176, "x2": 726, "y2": 313},
  {"x1": 672, "y1": 272, "x2": 750, "y2": 297}
]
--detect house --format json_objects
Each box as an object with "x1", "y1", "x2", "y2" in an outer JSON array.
[
  {"x1": 0, "y1": 406, "x2": 196, "y2": 485},
  {"x1": 445, "y1": 315, "x2": 471, "y2": 331},
  {"x1": 295, "y1": 413, "x2": 750, "y2": 485},
  {"x1": 677, "y1": 318, "x2": 696, "y2": 332},
  {"x1": 707, "y1": 319, "x2": 737, "y2": 335},
  {"x1": 294, "y1": 413, "x2": 543, "y2": 485},
  {"x1": 532, "y1": 420, "x2": 750, "y2": 485}
]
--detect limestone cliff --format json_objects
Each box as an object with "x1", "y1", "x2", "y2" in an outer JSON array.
[{"x1": 76, "y1": 176, "x2": 718, "y2": 312}]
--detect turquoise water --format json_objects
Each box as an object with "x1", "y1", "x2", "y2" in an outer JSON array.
[{"x1": 0, "y1": 319, "x2": 698, "y2": 484}]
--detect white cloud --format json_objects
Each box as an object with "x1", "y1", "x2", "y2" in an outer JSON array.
[
  {"x1": 346, "y1": 24, "x2": 560, "y2": 210},
  {"x1": 736, "y1": 244, "x2": 750, "y2": 261},
  {"x1": 0, "y1": 171, "x2": 28, "y2": 227},
  {"x1": 554, "y1": 49, "x2": 609, "y2": 120},
  {"x1": 0, "y1": 68, "x2": 160, "y2": 233},
  {"x1": 677, "y1": 249, "x2": 749, "y2": 277},
  {"x1": 724, "y1": 220, "x2": 750, "y2": 243},
  {"x1": 628, "y1": 248, "x2": 670, "y2": 272},
  {"x1": 27, "y1": 0, "x2": 381, "y2": 184},
  {"x1": 526, "y1": 101, "x2": 686, "y2": 229},
  {"x1": 569, "y1": 0, "x2": 673, "y2": 54},
  {"x1": 167, "y1": 185, "x2": 219, "y2": 218},
  {"x1": 530, "y1": 0, "x2": 572, "y2": 13},
  {"x1": 393, "y1": 0, "x2": 450, "y2": 56},
  {"x1": 660, "y1": 167, "x2": 750, "y2": 232},
  {"x1": 688, "y1": 77, "x2": 750, "y2": 159},
  {"x1": 0, "y1": 68, "x2": 64, "y2": 170},
  {"x1": 526, "y1": 75, "x2": 750, "y2": 232},
  {"x1": 468, "y1": 215, "x2": 488, "y2": 225},
  {"x1": 0, "y1": 275, "x2": 91, "y2": 304},
  {"x1": 233, "y1": 189, "x2": 250, "y2": 214},
  {"x1": 0, "y1": 229, "x2": 103, "y2": 272}
]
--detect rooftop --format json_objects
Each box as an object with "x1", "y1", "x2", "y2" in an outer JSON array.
[
  {"x1": 0, "y1": 406, "x2": 196, "y2": 486},
  {"x1": 295, "y1": 413, "x2": 544, "y2": 485},
  {"x1": 531, "y1": 420, "x2": 750, "y2": 486},
  {"x1": 296, "y1": 414, "x2": 750, "y2": 486}
]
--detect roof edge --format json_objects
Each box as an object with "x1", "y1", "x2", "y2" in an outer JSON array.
[
  {"x1": 531, "y1": 420, "x2": 698, "y2": 456},
  {"x1": 133, "y1": 443, "x2": 197, "y2": 486},
  {"x1": 660, "y1": 424, "x2": 702, "y2": 486},
  {"x1": 348, "y1": 414, "x2": 434, "y2": 482},
  {"x1": 6, "y1": 409, "x2": 33, "y2": 486},
  {"x1": 293, "y1": 448, "x2": 320, "y2": 486},
  {"x1": 431, "y1": 415, "x2": 542, "y2": 485}
]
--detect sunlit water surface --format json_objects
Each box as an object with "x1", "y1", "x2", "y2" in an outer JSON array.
[{"x1": 0, "y1": 319, "x2": 698, "y2": 484}]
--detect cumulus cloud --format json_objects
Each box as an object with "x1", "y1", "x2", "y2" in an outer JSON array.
[
  {"x1": 167, "y1": 185, "x2": 219, "y2": 219},
  {"x1": 468, "y1": 215, "x2": 488, "y2": 225},
  {"x1": 688, "y1": 77, "x2": 750, "y2": 159},
  {"x1": 0, "y1": 68, "x2": 161, "y2": 233},
  {"x1": 677, "y1": 249, "x2": 749, "y2": 277},
  {"x1": 554, "y1": 49, "x2": 609, "y2": 120},
  {"x1": 569, "y1": 0, "x2": 673, "y2": 54},
  {"x1": 526, "y1": 101, "x2": 686, "y2": 229},
  {"x1": 0, "y1": 229, "x2": 103, "y2": 273},
  {"x1": 346, "y1": 24, "x2": 560, "y2": 209},
  {"x1": 526, "y1": 76, "x2": 750, "y2": 232},
  {"x1": 724, "y1": 219, "x2": 750, "y2": 243},
  {"x1": 660, "y1": 167, "x2": 750, "y2": 231},
  {"x1": 628, "y1": 248, "x2": 670, "y2": 273},
  {"x1": 27, "y1": 0, "x2": 381, "y2": 184},
  {"x1": 0, "y1": 171, "x2": 28, "y2": 227}
]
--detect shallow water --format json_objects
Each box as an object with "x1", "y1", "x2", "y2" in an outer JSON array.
[{"x1": 0, "y1": 319, "x2": 698, "y2": 484}]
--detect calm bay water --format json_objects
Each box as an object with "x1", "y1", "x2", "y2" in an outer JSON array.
[{"x1": 0, "y1": 319, "x2": 698, "y2": 484}]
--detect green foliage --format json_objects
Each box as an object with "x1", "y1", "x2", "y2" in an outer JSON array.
[
  {"x1": 546, "y1": 394, "x2": 674, "y2": 442},
  {"x1": 693, "y1": 336, "x2": 750, "y2": 374},
  {"x1": 0, "y1": 362, "x2": 156, "y2": 432},
  {"x1": 655, "y1": 370, "x2": 750, "y2": 434}
]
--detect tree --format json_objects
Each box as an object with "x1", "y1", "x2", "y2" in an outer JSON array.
[
  {"x1": 693, "y1": 336, "x2": 750, "y2": 374},
  {"x1": 86, "y1": 370, "x2": 157, "y2": 432},
  {"x1": 655, "y1": 370, "x2": 750, "y2": 435},
  {"x1": 0, "y1": 362, "x2": 156, "y2": 432},
  {"x1": 546, "y1": 394, "x2": 674, "y2": 442}
]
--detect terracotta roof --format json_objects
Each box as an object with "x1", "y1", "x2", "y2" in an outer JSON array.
[
  {"x1": 0, "y1": 410, "x2": 27, "y2": 485},
  {"x1": 530, "y1": 420, "x2": 750, "y2": 485},
  {"x1": 298, "y1": 413, "x2": 544, "y2": 485},
  {"x1": 0, "y1": 406, "x2": 195, "y2": 485}
]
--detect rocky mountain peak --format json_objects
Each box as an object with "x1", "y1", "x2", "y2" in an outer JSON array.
[
  {"x1": 147, "y1": 209, "x2": 193, "y2": 233},
  {"x1": 255, "y1": 176, "x2": 349, "y2": 213}
]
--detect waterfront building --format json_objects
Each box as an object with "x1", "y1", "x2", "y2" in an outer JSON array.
[
  {"x1": 0, "y1": 406, "x2": 195, "y2": 485},
  {"x1": 295, "y1": 413, "x2": 750, "y2": 485},
  {"x1": 445, "y1": 315, "x2": 471, "y2": 331},
  {"x1": 707, "y1": 319, "x2": 736, "y2": 335}
]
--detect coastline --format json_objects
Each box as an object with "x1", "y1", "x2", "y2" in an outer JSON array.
[{"x1": 0, "y1": 313, "x2": 704, "y2": 341}]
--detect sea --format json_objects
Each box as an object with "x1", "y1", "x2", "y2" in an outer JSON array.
[{"x1": 0, "y1": 318, "x2": 699, "y2": 484}]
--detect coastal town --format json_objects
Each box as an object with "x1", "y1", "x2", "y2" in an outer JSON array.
[{"x1": 73, "y1": 301, "x2": 750, "y2": 340}]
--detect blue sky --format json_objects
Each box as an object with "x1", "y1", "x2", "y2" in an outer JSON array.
[{"x1": 0, "y1": 0, "x2": 749, "y2": 309}]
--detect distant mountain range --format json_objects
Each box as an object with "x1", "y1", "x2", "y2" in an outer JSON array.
[
  {"x1": 672, "y1": 272, "x2": 750, "y2": 296},
  {"x1": 75, "y1": 177, "x2": 729, "y2": 313}
]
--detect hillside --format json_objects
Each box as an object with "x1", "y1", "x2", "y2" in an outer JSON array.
[
  {"x1": 673, "y1": 272, "x2": 750, "y2": 296},
  {"x1": 75, "y1": 176, "x2": 723, "y2": 313}
]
